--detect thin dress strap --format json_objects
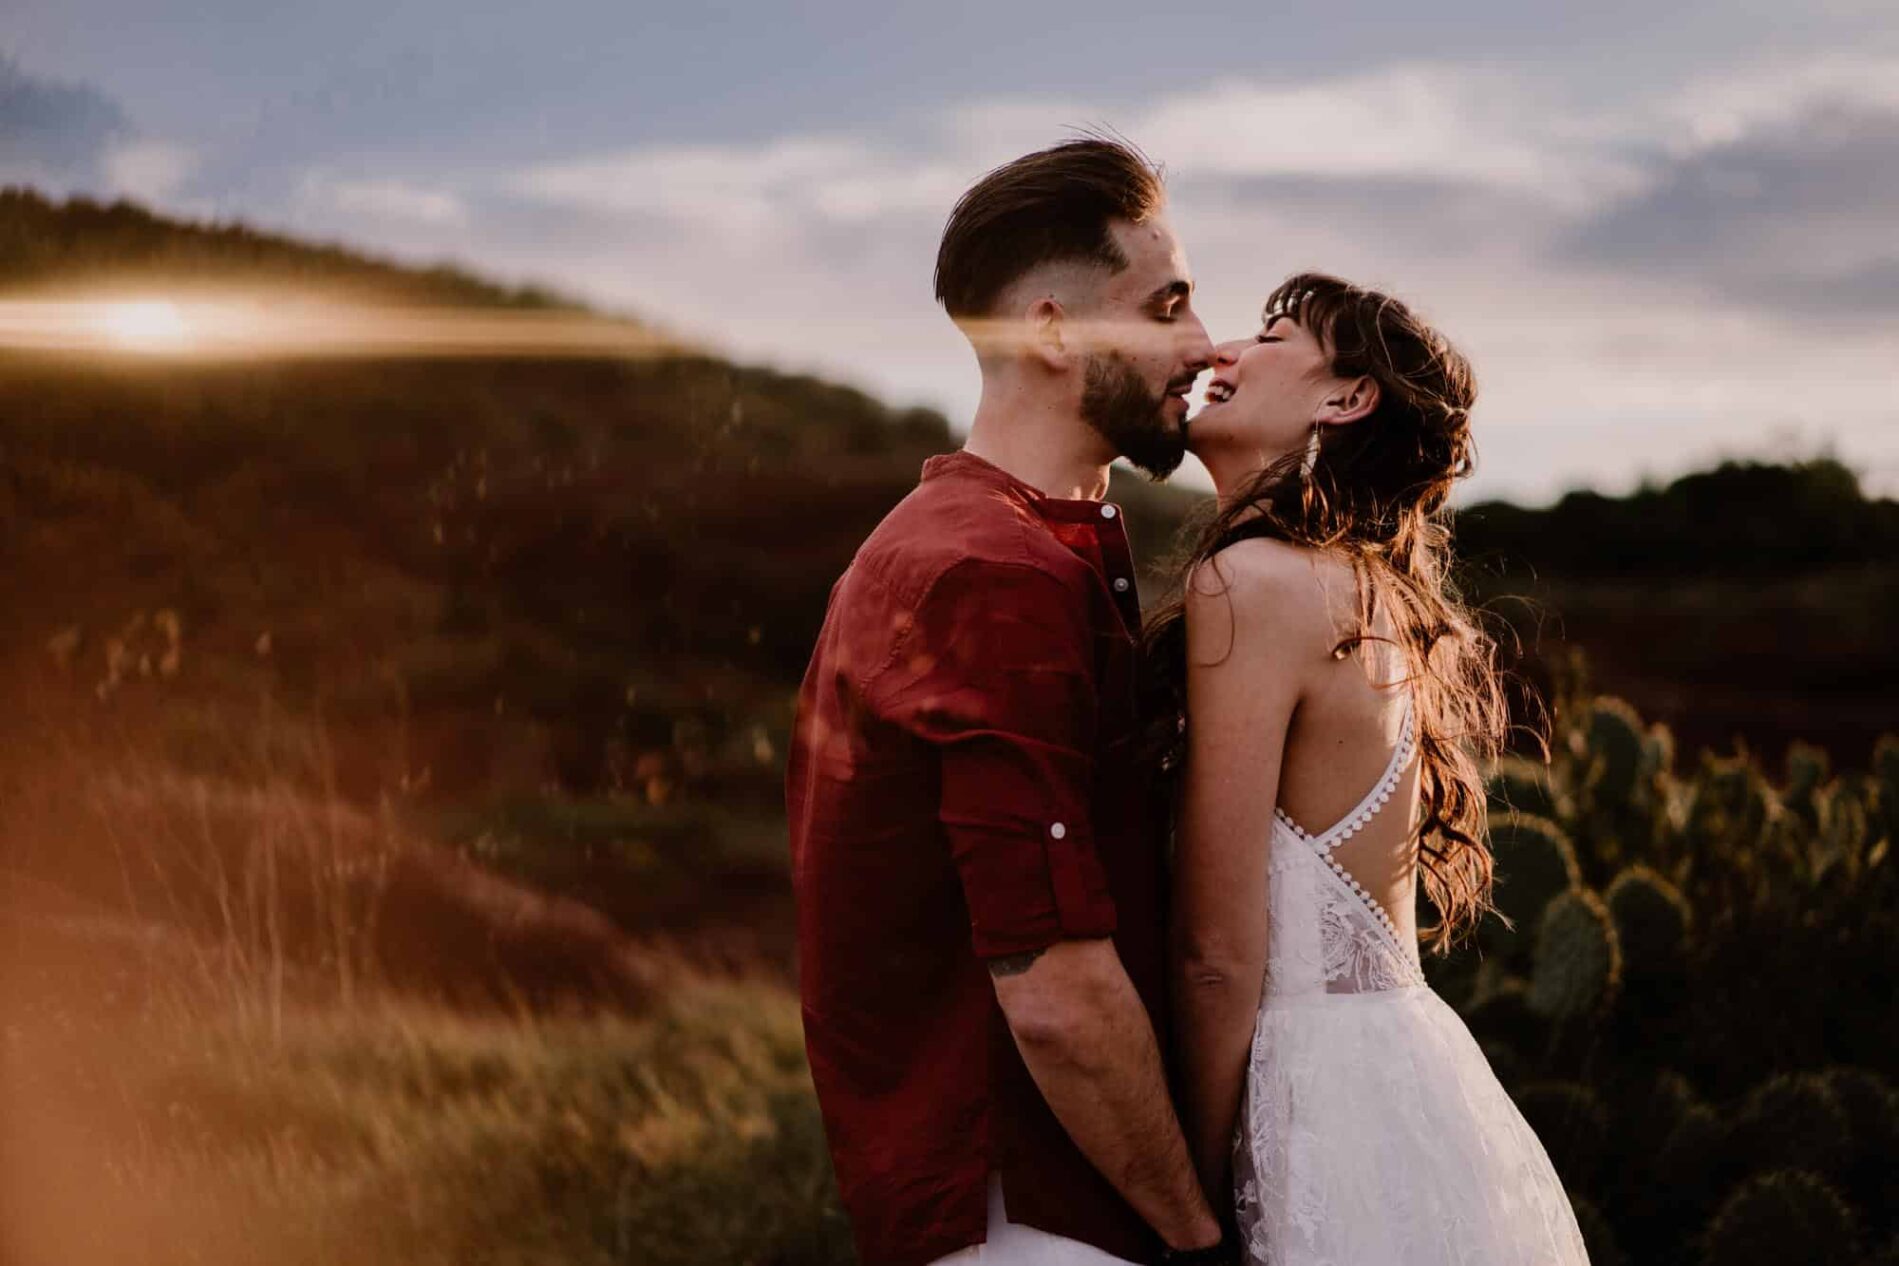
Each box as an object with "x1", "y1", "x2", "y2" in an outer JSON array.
[
  {"x1": 1272, "y1": 694, "x2": 1420, "y2": 950},
  {"x1": 1274, "y1": 694, "x2": 1417, "y2": 853}
]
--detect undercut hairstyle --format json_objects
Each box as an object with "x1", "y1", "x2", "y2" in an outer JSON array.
[{"x1": 933, "y1": 137, "x2": 1165, "y2": 320}]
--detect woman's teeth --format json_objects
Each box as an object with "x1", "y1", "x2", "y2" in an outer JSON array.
[{"x1": 1205, "y1": 380, "x2": 1236, "y2": 404}]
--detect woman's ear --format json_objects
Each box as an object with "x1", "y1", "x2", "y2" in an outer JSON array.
[{"x1": 1317, "y1": 375, "x2": 1380, "y2": 426}]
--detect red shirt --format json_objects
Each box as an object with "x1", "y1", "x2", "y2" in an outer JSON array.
[{"x1": 786, "y1": 450, "x2": 1168, "y2": 1266}]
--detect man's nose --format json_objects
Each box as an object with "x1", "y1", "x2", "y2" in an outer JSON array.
[{"x1": 1181, "y1": 315, "x2": 1215, "y2": 372}]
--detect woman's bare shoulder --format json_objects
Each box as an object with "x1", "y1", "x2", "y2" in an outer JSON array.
[{"x1": 1184, "y1": 537, "x2": 1340, "y2": 663}]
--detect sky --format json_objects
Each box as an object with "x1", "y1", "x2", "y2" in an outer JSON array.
[{"x1": 4, "y1": 1, "x2": 1897, "y2": 503}]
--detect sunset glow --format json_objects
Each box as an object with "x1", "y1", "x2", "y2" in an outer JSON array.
[
  {"x1": 98, "y1": 299, "x2": 192, "y2": 352},
  {"x1": 0, "y1": 294, "x2": 683, "y2": 361}
]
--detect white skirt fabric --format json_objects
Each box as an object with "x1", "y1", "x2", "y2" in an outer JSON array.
[
  {"x1": 1236, "y1": 983, "x2": 1591, "y2": 1266},
  {"x1": 925, "y1": 1175, "x2": 1142, "y2": 1265}
]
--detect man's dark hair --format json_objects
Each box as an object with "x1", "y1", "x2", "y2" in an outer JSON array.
[{"x1": 933, "y1": 137, "x2": 1164, "y2": 320}]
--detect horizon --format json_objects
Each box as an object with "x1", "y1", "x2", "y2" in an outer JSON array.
[
  {"x1": 3, "y1": 3, "x2": 1896, "y2": 502},
  {"x1": 0, "y1": 179, "x2": 1888, "y2": 512}
]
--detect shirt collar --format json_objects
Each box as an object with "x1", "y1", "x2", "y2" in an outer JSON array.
[{"x1": 921, "y1": 449, "x2": 1126, "y2": 525}]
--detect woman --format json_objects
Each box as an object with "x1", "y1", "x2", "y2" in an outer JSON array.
[{"x1": 1149, "y1": 273, "x2": 1590, "y2": 1264}]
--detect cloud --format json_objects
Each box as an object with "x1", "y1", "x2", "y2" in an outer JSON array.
[
  {"x1": 510, "y1": 136, "x2": 967, "y2": 246},
  {"x1": 471, "y1": 52, "x2": 1899, "y2": 501},
  {"x1": 302, "y1": 173, "x2": 470, "y2": 226},
  {"x1": 1563, "y1": 100, "x2": 1899, "y2": 318},
  {"x1": 1130, "y1": 67, "x2": 1636, "y2": 206},
  {"x1": 0, "y1": 54, "x2": 129, "y2": 179},
  {"x1": 1, "y1": 56, "x2": 203, "y2": 208},
  {"x1": 101, "y1": 139, "x2": 199, "y2": 203}
]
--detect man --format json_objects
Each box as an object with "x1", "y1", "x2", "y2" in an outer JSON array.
[{"x1": 787, "y1": 138, "x2": 1233, "y2": 1266}]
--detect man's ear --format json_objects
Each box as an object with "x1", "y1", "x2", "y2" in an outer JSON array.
[
  {"x1": 1026, "y1": 295, "x2": 1069, "y2": 372},
  {"x1": 1317, "y1": 375, "x2": 1380, "y2": 426}
]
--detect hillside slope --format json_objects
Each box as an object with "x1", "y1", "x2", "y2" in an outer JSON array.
[{"x1": 0, "y1": 186, "x2": 575, "y2": 307}]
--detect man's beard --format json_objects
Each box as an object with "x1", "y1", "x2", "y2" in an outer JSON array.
[{"x1": 1080, "y1": 353, "x2": 1187, "y2": 480}]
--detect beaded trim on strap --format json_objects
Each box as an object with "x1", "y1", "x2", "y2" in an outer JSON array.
[{"x1": 1273, "y1": 697, "x2": 1418, "y2": 944}]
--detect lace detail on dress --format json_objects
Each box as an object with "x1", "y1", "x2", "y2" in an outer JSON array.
[
  {"x1": 1232, "y1": 693, "x2": 1591, "y2": 1265},
  {"x1": 1316, "y1": 879, "x2": 1424, "y2": 992},
  {"x1": 1267, "y1": 698, "x2": 1424, "y2": 997}
]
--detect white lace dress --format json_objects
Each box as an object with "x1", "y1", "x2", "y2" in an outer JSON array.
[{"x1": 1233, "y1": 699, "x2": 1591, "y2": 1265}]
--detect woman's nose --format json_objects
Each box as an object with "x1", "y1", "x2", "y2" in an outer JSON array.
[{"x1": 1212, "y1": 341, "x2": 1242, "y2": 367}]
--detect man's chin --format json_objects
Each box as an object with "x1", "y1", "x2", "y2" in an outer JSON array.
[{"x1": 1121, "y1": 437, "x2": 1188, "y2": 482}]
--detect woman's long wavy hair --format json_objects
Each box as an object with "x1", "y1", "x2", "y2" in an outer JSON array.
[{"x1": 1142, "y1": 272, "x2": 1514, "y2": 954}]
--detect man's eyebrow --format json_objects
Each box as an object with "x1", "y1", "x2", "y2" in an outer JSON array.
[{"x1": 1146, "y1": 279, "x2": 1192, "y2": 306}]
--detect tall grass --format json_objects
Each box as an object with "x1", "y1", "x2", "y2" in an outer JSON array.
[
  {"x1": 3, "y1": 978, "x2": 853, "y2": 1265},
  {"x1": 0, "y1": 682, "x2": 848, "y2": 1264}
]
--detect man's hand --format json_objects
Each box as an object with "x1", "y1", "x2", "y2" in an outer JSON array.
[{"x1": 989, "y1": 938, "x2": 1226, "y2": 1254}]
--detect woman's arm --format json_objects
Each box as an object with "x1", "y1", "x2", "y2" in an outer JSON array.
[{"x1": 1170, "y1": 541, "x2": 1323, "y2": 1203}]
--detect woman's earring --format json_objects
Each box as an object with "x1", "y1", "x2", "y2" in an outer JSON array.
[{"x1": 1300, "y1": 421, "x2": 1322, "y2": 479}]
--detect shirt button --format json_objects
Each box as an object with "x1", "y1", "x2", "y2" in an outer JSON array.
[
  {"x1": 1099, "y1": 505, "x2": 1118, "y2": 519},
  {"x1": 1049, "y1": 822, "x2": 1067, "y2": 840},
  {"x1": 1113, "y1": 577, "x2": 1130, "y2": 593}
]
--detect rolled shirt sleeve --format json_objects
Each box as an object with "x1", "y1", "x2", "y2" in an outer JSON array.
[{"x1": 871, "y1": 557, "x2": 1118, "y2": 958}]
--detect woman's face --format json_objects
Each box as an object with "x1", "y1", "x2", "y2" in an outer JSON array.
[{"x1": 1187, "y1": 313, "x2": 1340, "y2": 468}]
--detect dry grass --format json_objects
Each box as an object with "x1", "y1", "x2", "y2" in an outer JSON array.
[
  {"x1": 0, "y1": 674, "x2": 846, "y2": 1264},
  {"x1": 2, "y1": 976, "x2": 851, "y2": 1265}
]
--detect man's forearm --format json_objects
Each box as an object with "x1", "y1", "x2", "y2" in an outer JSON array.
[{"x1": 1003, "y1": 960, "x2": 1224, "y2": 1251}]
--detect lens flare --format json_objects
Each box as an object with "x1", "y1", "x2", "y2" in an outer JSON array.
[
  {"x1": 98, "y1": 300, "x2": 192, "y2": 352},
  {"x1": 0, "y1": 292, "x2": 684, "y2": 361}
]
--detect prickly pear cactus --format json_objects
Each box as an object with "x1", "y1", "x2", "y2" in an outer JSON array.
[
  {"x1": 1463, "y1": 974, "x2": 1545, "y2": 1056},
  {"x1": 1657, "y1": 1103, "x2": 1728, "y2": 1201},
  {"x1": 1873, "y1": 734, "x2": 1899, "y2": 848},
  {"x1": 1701, "y1": 1169, "x2": 1859, "y2": 1266},
  {"x1": 1452, "y1": 690, "x2": 1894, "y2": 1258},
  {"x1": 1486, "y1": 814, "x2": 1581, "y2": 951},
  {"x1": 1606, "y1": 865, "x2": 1692, "y2": 973},
  {"x1": 1570, "y1": 1197, "x2": 1625, "y2": 1266},
  {"x1": 1579, "y1": 696, "x2": 1646, "y2": 807},
  {"x1": 1783, "y1": 741, "x2": 1831, "y2": 830},
  {"x1": 1686, "y1": 755, "x2": 1778, "y2": 854},
  {"x1": 1731, "y1": 1073, "x2": 1852, "y2": 1181},
  {"x1": 1820, "y1": 1066, "x2": 1899, "y2": 1218},
  {"x1": 1815, "y1": 780, "x2": 1871, "y2": 880},
  {"x1": 1512, "y1": 1080, "x2": 1610, "y2": 1188},
  {"x1": 1641, "y1": 721, "x2": 1677, "y2": 784},
  {"x1": 1529, "y1": 888, "x2": 1622, "y2": 1020},
  {"x1": 1614, "y1": 1068, "x2": 1703, "y2": 1182},
  {"x1": 1487, "y1": 754, "x2": 1567, "y2": 822}
]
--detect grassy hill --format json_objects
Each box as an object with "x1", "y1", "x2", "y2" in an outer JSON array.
[
  {"x1": 6, "y1": 189, "x2": 1894, "y2": 963},
  {"x1": 2, "y1": 190, "x2": 1894, "y2": 1266},
  {"x1": 0, "y1": 185, "x2": 576, "y2": 307}
]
